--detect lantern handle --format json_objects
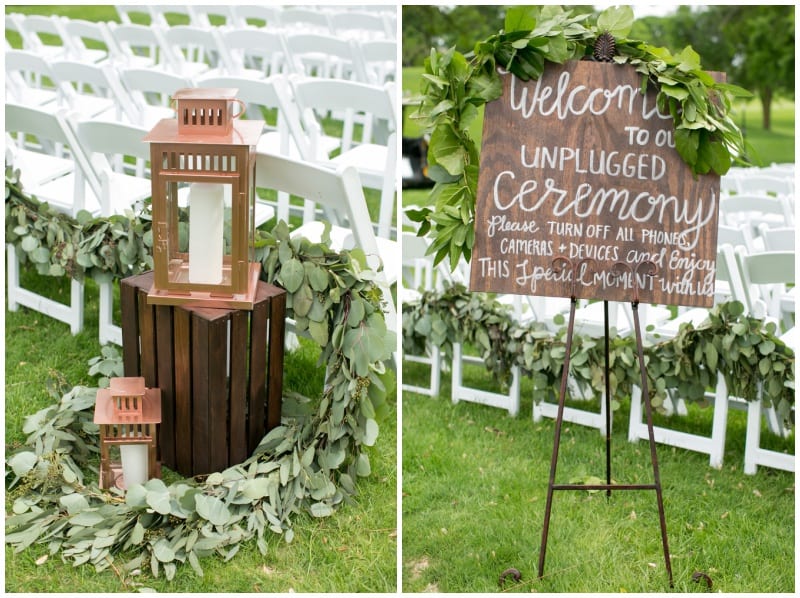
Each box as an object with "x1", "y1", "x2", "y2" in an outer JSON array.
[{"x1": 231, "y1": 98, "x2": 246, "y2": 119}]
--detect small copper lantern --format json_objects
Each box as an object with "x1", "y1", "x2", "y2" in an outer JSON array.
[
  {"x1": 94, "y1": 377, "x2": 161, "y2": 490},
  {"x1": 143, "y1": 88, "x2": 264, "y2": 309}
]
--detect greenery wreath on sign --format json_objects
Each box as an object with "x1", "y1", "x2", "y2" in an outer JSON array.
[
  {"x1": 408, "y1": 5, "x2": 755, "y2": 269},
  {"x1": 5, "y1": 171, "x2": 395, "y2": 578}
]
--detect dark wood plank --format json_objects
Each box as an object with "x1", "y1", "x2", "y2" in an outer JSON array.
[
  {"x1": 207, "y1": 316, "x2": 229, "y2": 473},
  {"x1": 137, "y1": 287, "x2": 157, "y2": 387},
  {"x1": 191, "y1": 313, "x2": 211, "y2": 475},
  {"x1": 229, "y1": 309, "x2": 249, "y2": 465},
  {"x1": 267, "y1": 290, "x2": 286, "y2": 432},
  {"x1": 471, "y1": 61, "x2": 721, "y2": 307},
  {"x1": 154, "y1": 305, "x2": 176, "y2": 470},
  {"x1": 248, "y1": 292, "x2": 268, "y2": 455},
  {"x1": 120, "y1": 276, "x2": 140, "y2": 376},
  {"x1": 173, "y1": 308, "x2": 193, "y2": 475}
]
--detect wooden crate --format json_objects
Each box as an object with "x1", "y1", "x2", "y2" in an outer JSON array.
[{"x1": 120, "y1": 271, "x2": 286, "y2": 477}]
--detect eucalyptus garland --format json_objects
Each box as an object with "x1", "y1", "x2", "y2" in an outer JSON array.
[
  {"x1": 409, "y1": 5, "x2": 754, "y2": 268},
  {"x1": 404, "y1": 283, "x2": 794, "y2": 427},
  {"x1": 5, "y1": 174, "x2": 395, "y2": 578}
]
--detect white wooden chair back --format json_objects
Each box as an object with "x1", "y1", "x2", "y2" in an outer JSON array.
[
  {"x1": 218, "y1": 28, "x2": 293, "y2": 79},
  {"x1": 50, "y1": 60, "x2": 133, "y2": 122},
  {"x1": 118, "y1": 67, "x2": 192, "y2": 129},
  {"x1": 253, "y1": 152, "x2": 396, "y2": 334}
]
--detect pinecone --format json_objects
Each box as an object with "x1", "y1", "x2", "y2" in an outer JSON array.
[{"x1": 593, "y1": 32, "x2": 616, "y2": 62}]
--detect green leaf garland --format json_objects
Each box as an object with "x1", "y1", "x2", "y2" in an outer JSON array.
[
  {"x1": 5, "y1": 171, "x2": 396, "y2": 579},
  {"x1": 404, "y1": 283, "x2": 794, "y2": 426},
  {"x1": 410, "y1": 5, "x2": 754, "y2": 269}
]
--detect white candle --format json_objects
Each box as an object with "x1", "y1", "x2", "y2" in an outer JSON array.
[
  {"x1": 120, "y1": 443, "x2": 149, "y2": 488},
  {"x1": 188, "y1": 182, "x2": 224, "y2": 284}
]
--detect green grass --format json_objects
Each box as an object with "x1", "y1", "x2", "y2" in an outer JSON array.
[
  {"x1": 402, "y1": 357, "x2": 794, "y2": 593},
  {"x1": 5, "y1": 271, "x2": 397, "y2": 593}
]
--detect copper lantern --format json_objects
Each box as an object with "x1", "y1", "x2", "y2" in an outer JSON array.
[
  {"x1": 94, "y1": 377, "x2": 161, "y2": 490},
  {"x1": 143, "y1": 88, "x2": 264, "y2": 309}
]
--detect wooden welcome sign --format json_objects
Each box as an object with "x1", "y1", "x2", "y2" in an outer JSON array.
[{"x1": 470, "y1": 60, "x2": 720, "y2": 307}]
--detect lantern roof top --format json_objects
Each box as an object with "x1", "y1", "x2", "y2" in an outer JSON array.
[
  {"x1": 108, "y1": 376, "x2": 146, "y2": 397},
  {"x1": 94, "y1": 387, "x2": 162, "y2": 425},
  {"x1": 172, "y1": 87, "x2": 239, "y2": 101},
  {"x1": 143, "y1": 118, "x2": 264, "y2": 146}
]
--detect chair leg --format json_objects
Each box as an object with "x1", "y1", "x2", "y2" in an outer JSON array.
[
  {"x1": 708, "y1": 372, "x2": 729, "y2": 469},
  {"x1": 7, "y1": 244, "x2": 21, "y2": 312},
  {"x1": 743, "y1": 399, "x2": 762, "y2": 475},
  {"x1": 99, "y1": 280, "x2": 122, "y2": 346}
]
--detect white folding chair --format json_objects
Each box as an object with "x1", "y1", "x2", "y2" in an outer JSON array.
[
  {"x1": 116, "y1": 5, "x2": 154, "y2": 25},
  {"x1": 188, "y1": 5, "x2": 235, "y2": 28},
  {"x1": 719, "y1": 194, "x2": 794, "y2": 235},
  {"x1": 730, "y1": 247, "x2": 795, "y2": 332},
  {"x1": 329, "y1": 10, "x2": 390, "y2": 41},
  {"x1": 253, "y1": 153, "x2": 397, "y2": 349},
  {"x1": 356, "y1": 39, "x2": 397, "y2": 84},
  {"x1": 729, "y1": 249, "x2": 795, "y2": 473},
  {"x1": 289, "y1": 76, "x2": 397, "y2": 241},
  {"x1": 743, "y1": 326, "x2": 795, "y2": 475},
  {"x1": 6, "y1": 103, "x2": 103, "y2": 334},
  {"x1": 278, "y1": 8, "x2": 331, "y2": 35},
  {"x1": 216, "y1": 28, "x2": 293, "y2": 79},
  {"x1": 630, "y1": 245, "x2": 743, "y2": 468},
  {"x1": 401, "y1": 233, "x2": 451, "y2": 397},
  {"x1": 757, "y1": 223, "x2": 795, "y2": 251},
  {"x1": 230, "y1": 5, "x2": 281, "y2": 29},
  {"x1": 5, "y1": 49, "x2": 61, "y2": 109},
  {"x1": 148, "y1": 6, "x2": 194, "y2": 27},
  {"x1": 50, "y1": 60, "x2": 134, "y2": 122},
  {"x1": 161, "y1": 25, "x2": 226, "y2": 80},
  {"x1": 106, "y1": 22, "x2": 171, "y2": 70},
  {"x1": 118, "y1": 67, "x2": 193, "y2": 129},
  {"x1": 59, "y1": 18, "x2": 114, "y2": 64},
  {"x1": 284, "y1": 33, "x2": 361, "y2": 80},
  {"x1": 717, "y1": 222, "x2": 761, "y2": 253},
  {"x1": 14, "y1": 14, "x2": 71, "y2": 61},
  {"x1": 75, "y1": 119, "x2": 154, "y2": 346},
  {"x1": 732, "y1": 172, "x2": 794, "y2": 197}
]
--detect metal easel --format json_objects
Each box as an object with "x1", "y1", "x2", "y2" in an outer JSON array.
[{"x1": 536, "y1": 257, "x2": 673, "y2": 587}]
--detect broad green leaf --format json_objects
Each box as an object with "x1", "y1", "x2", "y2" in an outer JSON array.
[
  {"x1": 429, "y1": 123, "x2": 466, "y2": 177},
  {"x1": 195, "y1": 494, "x2": 231, "y2": 527},
  {"x1": 153, "y1": 538, "x2": 175, "y2": 563},
  {"x1": 279, "y1": 258, "x2": 305, "y2": 293},
  {"x1": 505, "y1": 6, "x2": 538, "y2": 33},
  {"x1": 362, "y1": 418, "x2": 379, "y2": 447},
  {"x1": 59, "y1": 493, "x2": 90, "y2": 515},
  {"x1": 8, "y1": 451, "x2": 37, "y2": 477},
  {"x1": 596, "y1": 5, "x2": 633, "y2": 37},
  {"x1": 308, "y1": 319, "x2": 329, "y2": 347},
  {"x1": 310, "y1": 502, "x2": 333, "y2": 518},
  {"x1": 146, "y1": 488, "x2": 172, "y2": 515}
]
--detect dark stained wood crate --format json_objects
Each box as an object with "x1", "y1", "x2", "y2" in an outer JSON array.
[{"x1": 120, "y1": 271, "x2": 286, "y2": 477}]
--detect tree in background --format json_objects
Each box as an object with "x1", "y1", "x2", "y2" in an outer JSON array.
[{"x1": 614, "y1": 5, "x2": 793, "y2": 132}]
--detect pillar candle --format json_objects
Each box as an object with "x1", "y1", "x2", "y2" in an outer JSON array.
[
  {"x1": 120, "y1": 443, "x2": 149, "y2": 488},
  {"x1": 188, "y1": 182, "x2": 224, "y2": 284}
]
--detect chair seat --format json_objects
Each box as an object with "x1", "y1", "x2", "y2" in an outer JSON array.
[
  {"x1": 27, "y1": 174, "x2": 100, "y2": 217},
  {"x1": 330, "y1": 143, "x2": 387, "y2": 188},
  {"x1": 9, "y1": 147, "x2": 74, "y2": 187}
]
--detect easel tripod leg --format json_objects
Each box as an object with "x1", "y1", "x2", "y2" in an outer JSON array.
[
  {"x1": 537, "y1": 296, "x2": 578, "y2": 580},
  {"x1": 631, "y1": 302, "x2": 674, "y2": 587}
]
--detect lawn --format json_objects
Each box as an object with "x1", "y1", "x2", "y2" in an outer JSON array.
[
  {"x1": 5, "y1": 275, "x2": 397, "y2": 592},
  {"x1": 401, "y1": 358, "x2": 795, "y2": 593}
]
